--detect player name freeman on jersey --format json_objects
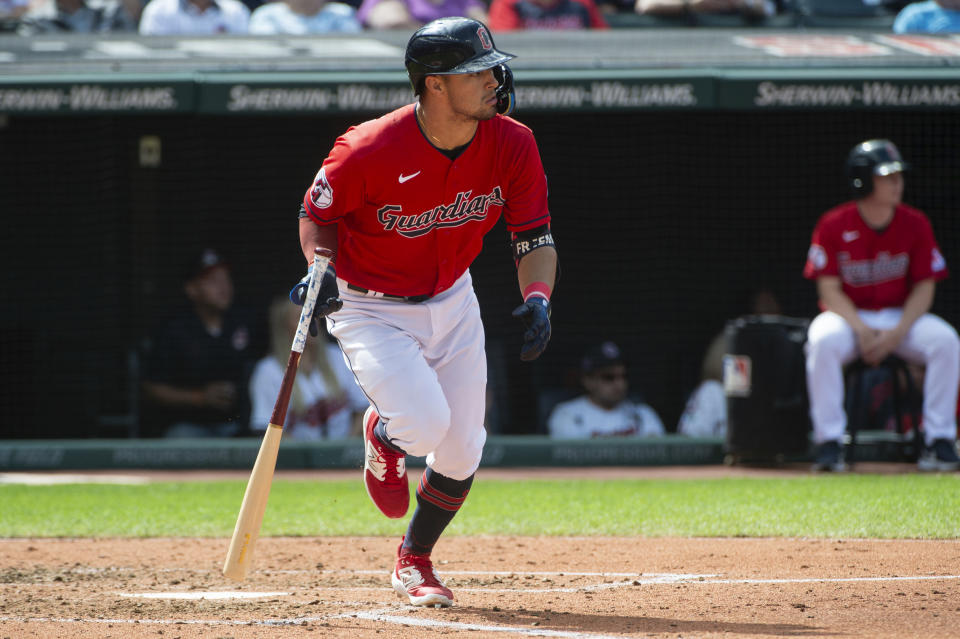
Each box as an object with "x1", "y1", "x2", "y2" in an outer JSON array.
[{"x1": 377, "y1": 187, "x2": 506, "y2": 238}]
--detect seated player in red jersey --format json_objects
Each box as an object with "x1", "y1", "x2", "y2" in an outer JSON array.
[{"x1": 803, "y1": 139, "x2": 960, "y2": 473}]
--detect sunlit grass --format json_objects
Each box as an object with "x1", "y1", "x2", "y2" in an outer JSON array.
[{"x1": 2, "y1": 475, "x2": 958, "y2": 538}]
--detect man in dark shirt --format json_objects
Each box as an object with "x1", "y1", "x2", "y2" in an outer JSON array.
[{"x1": 142, "y1": 249, "x2": 259, "y2": 437}]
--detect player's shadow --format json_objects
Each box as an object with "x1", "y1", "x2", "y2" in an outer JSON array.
[{"x1": 458, "y1": 606, "x2": 826, "y2": 636}]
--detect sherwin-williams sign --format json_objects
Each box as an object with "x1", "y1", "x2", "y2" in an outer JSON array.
[
  {"x1": 1, "y1": 72, "x2": 959, "y2": 115},
  {"x1": 195, "y1": 71, "x2": 713, "y2": 114},
  {"x1": 721, "y1": 77, "x2": 960, "y2": 109},
  {"x1": 0, "y1": 80, "x2": 194, "y2": 114}
]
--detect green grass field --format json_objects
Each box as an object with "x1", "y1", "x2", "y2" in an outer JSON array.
[{"x1": 2, "y1": 475, "x2": 959, "y2": 539}]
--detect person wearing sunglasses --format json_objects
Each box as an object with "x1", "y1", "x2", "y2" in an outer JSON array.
[{"x1": 548, "y1": 341, "x2": 664, "y2": 439}]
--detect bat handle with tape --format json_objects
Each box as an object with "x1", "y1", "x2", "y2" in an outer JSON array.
[
  {"x1": 271, "y1": 247, "x2": 333, "y2": 427},
  {"x1": 222, "y1": 247, "x2": 333, "y2": 582}
]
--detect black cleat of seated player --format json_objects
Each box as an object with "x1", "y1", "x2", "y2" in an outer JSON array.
[
  {"x1": 917, "y1": 439, "x2": 960, "y2": 472},
  {"x1": 812, "y1": 440, "x2": 847, "y2": 473}
]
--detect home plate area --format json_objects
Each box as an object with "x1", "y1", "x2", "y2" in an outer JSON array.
[{"x1": 1, "y1": 537, "x2": 959, "y2": 638}]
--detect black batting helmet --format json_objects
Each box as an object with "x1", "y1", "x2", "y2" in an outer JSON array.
[
  {"x1": 845, "y1": 139, "x2": 909, "y2": 198},
  {"x1": 405, "y1": 17, "x2": 516, "y2": 113}
]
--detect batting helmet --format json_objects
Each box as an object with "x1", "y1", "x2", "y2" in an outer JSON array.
[
  {"x1": 845, "y1": 139, "x2": 910, "y2": 198},
  {"x1": 405, "y1": 17, "x2": 517, "y2": 114}
]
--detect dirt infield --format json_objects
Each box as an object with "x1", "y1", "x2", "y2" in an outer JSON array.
[{"x1": 2, "y1": 535, "x2": 959, "y2": 639}]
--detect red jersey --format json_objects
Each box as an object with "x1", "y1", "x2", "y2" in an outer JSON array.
[
  {"x1": 302, "y1": 104, "x2": 550, "y2": 297},
  {"x1": 803, "y1": 201, "x2": 948, "y2": 310}
]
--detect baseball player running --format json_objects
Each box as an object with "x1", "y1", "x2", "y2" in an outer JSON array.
[
  {"x1": 803, "y1": 139, "x2": 960, "y2": 473},
  {"x1": 291, "y1": 17, "x2": 558, "y2": 607}
]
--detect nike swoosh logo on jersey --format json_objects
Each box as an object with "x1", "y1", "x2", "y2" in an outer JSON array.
[
  {"x1": 398, "y1": 171, "x2": 421, "y2": 183},
  {"x1": 842, "y1": 230, "x2": 859, "y2": 242}
]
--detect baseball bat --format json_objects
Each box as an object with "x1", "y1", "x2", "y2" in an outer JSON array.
[{"x1": 222, "y1": 247, "x2": 333, "y2": 582}]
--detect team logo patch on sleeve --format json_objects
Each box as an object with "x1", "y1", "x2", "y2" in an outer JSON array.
[
  {"x1": 932, "y1": 248, "x2": 947, "y2": 273},
  {"x1": 807, "y1": 244, "x2": 827, "y2": 271},
  {"x1": 310, "y1": 168, "x2": 333, "y2": 209}
]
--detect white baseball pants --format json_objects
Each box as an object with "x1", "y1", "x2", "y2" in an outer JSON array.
[
  {"x1": 805, "y1": 309, "x2": 959, "y2": 446},
  {"x1": 327, "y1": 270, "x2": 488, "y2": 480}
]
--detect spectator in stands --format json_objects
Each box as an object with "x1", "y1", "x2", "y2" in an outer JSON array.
[
  {"x1": 249, "y1": 0, "x2": 361, "y2": 33},
  {"x1": 803, "y1": 139, "x2": 960, "y2": 472},
  {"x1": 893, "y1": 1, "x2": 960, "y2": 33},
  {"x1": 677, "y1": 287, "x2": 782, "y2": 438},
  {"x1": 488, "y1": 0, "x2": 608, "y2": 29},
  {"x1": 635, "y1": 0, "x2": 776, "y2": 17},
  {"x1": 17, "y1": 0, "x2": 136, "y2": 34},
  {"x1": 139, "y1": 0, "x2": 250, "y2": 34},
  {"x1": 141, "y1": 248, "x2": 261, "y2": 438},
  {"x1": 356, "y1": 0, "x2": 486, "y2": 29},
  {"x1": 1, "y1": 0, "x2": 30, "y2": 21},
  {"x1": 249, "y1": 295, "x2": 367, "y2": 439},
  {"x1": 595, "y1": 0, "x2": 633, "y2": 14},
  {"x1": 548, "y1": 341, "x2": 664, "y2": 439}
]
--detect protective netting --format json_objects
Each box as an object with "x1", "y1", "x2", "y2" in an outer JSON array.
[{"x1": 1, "y1": 110, "x2": 957, "y2": 437}]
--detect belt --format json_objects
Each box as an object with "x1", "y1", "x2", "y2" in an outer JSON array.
[{"x1": 346, "y1": 283, "x2": 431, "y2": 304}]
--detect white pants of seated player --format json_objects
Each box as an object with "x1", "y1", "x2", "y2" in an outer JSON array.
[
  {"x1": 805, "y1": 309, "x2": 960, "y2": 446},
  {"x1": 327, "y1": 270, "x2": 487, "y2": 481}
]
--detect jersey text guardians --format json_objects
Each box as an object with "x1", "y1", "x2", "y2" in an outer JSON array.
[{"x1": 377, "y1": 187, "x2": 506, "y2": 238}]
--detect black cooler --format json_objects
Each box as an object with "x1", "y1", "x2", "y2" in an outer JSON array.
[{"x1": 723, "y1": 315, "x2": 812, "y2": 464}]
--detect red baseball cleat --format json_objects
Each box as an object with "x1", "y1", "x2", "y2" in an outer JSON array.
[
  {"x1": 363, "y1": 406, "x2": 409, "y2": 518},
  {"x1": 391, "y1": 543, "x2": 454, "y2": 607}
]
